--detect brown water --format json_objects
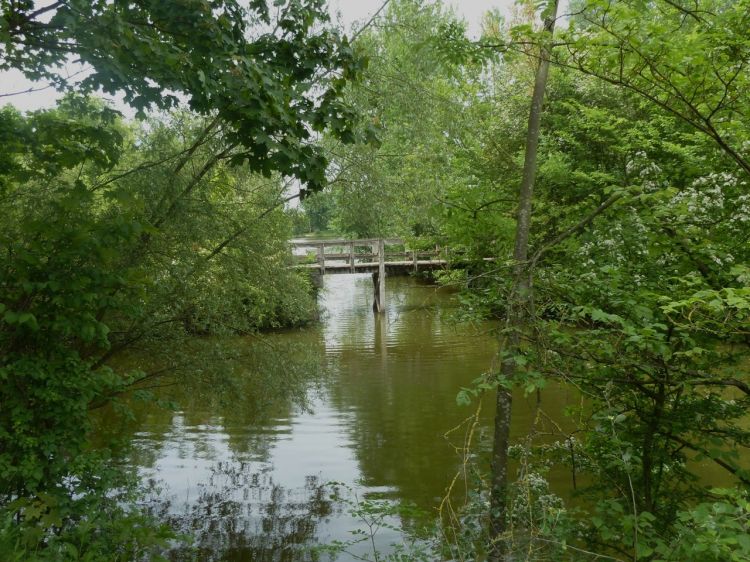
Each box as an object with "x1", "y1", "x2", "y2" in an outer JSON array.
[{"x1": 96, "y1": 275, "x2": 580, "y2": 561}]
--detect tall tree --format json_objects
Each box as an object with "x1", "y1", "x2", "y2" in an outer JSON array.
[
  {"x1": 315, "y1": 0, "x2": 484, "y2": 239},
  {"x1": 488, "y1": 1, "x2": 559, "y2": 558}
]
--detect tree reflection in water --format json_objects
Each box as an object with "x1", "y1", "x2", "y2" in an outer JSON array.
[
  {"x1": 142, "y1": 465, "x2": 342, "y2": 561},
  {"x1": 94, "y1": 277, "x2": 506, "y2": 560}
]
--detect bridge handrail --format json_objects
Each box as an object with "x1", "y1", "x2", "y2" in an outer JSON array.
[{"x1": 290, "y1": 238, "x2": 405, "y2": 247}]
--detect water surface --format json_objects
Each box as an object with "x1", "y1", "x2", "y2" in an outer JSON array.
[{"x1": 101, "y1": 275, "x2": 578, "y2": 560}]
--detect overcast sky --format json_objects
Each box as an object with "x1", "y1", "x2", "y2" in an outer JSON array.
[
  {"x1": 0, "y1": 1, "x2": 515, "y2": 113},
  {"x1": 330, "y1": 0, "x2": 516, "y2": 35}
]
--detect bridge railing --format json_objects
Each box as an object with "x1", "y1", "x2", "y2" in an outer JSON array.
[{"x1": 290, "y1": 238, "x2": 446, "y2": 275}]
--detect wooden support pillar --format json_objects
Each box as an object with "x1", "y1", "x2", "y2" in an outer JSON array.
[
  {"x1": 349, "y1": 241, "x2": 355, "y2": 273},
  {"x1": 372, "y1": 272, "x2": 382, "y2": 313},
  {"x1": 372, "y1": 239, "x2": 386, "y2": 314},
  {"x1": 378, "y1": 238, "x2": 385, "y2": 312},
  {"x1": 412, "y1": 249, "x2": 418, "y2": 273},
  {"x1": 317, "y1": 243, "x2": 325, "y2": 275}
]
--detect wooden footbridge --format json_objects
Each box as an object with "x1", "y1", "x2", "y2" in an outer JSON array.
[{"x1": 290, "y1": 238, "x2": 448, "y2": 313}]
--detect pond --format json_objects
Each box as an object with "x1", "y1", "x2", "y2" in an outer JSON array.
[{"x1": 96, "y1": 275, "x2": 583, "y2": 560}]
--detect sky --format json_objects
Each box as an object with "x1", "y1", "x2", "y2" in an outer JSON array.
[
  {"x1": 329, "y1": 0, "x2": 516, "y2": 36},
  {"x1": 0, "y1": 0, "x2": 516, "y2": 113}
]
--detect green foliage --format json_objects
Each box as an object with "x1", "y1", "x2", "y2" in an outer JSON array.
[
  {"x1": 579, "y1": 489, "x2": 750, "y2": 562},
  {"x1": 301, "y1": 189, "x2": 335, "y2": 232},
  {"x1": 0, "y1": 482, "x2": 176, "y2": 561},
  {"x1": 312, "y1": 5, "x2": 750, "y2": 555},
  {"x1": 559, "y1": 0, "x2": 750, "y2": 175},
  {"x1": 0, "y1": 98, "x2": 321, "y2": 501},
  {"x1": 3, "y1": 0, "x2": 750, "y2": 559},
  {"x1": 1, "y1": 1, "x2": 364, "y2": 556},
  {"x1": 312, "y1": 0, "x2": 492, "y2": 240},
  {"x1": 651, "y1": 489, "x2": 750, "y2": 562},
  {"x1": 1, "y1": 0, "x2": 366, "y2": 192}
]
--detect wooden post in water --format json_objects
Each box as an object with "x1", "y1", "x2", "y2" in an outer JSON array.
[
  {"x1": 317, "y1": 243, "x2": 325, "y2": 276},
  {"x1": 412, "y1": 249, "x2": 418, "y2": 273},
  {"x1": 372, "y1": 239, "x2": 386, "y2": 313},
  {"x1": 349, "y1": 241, "x2": 355, "y2": 273},
  {"x1": 372, "y1": 272, "x2": 381, "y2": 313},
  {"x1": 378, "y1": 239, "x2": 386, "y2": 311}
]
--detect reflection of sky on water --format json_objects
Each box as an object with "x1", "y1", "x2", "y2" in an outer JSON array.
[
  {"x1": 109, "y1": 273, "x2": 744, "y2": 560},
  {"x1": 137, "y1": 398, "x2": 399, "y2": 561},
  {"x1": 125, "y1": 275, "x2": 501, "y2": 560}
]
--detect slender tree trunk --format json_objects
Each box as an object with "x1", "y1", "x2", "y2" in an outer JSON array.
[{"x1": 488, "y1": 2, "x2": 559, "y2": 559}]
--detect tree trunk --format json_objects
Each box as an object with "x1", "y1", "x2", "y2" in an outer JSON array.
[{"x1": 488, "y1": 2, "x2": 559, "y2": 559}]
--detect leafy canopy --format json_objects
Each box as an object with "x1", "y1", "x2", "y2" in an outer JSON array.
[{"x1": 1, "y1": 0, "x2": 369, "y2": 192}]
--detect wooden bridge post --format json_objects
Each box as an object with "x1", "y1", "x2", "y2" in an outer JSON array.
[
  {"x1": 412, "y1": 249, "x2": 418, "y2": 273},
  {"x1": 372, "y1": 239, "x2": 386, "y2": 313},
  {"x1": 378, "y1": 239, "x2": 386, "y2": 312},
  {"x1": 349, "y1": 241, "x2": 355, "y2": 273},
  {"x1": 317, "y1": 243, "x2": 325, "y2": 275}
]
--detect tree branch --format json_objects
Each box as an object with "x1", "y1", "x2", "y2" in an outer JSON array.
[
  {"x1": 666, "y1": 434, "x2": 750, "y2": 486},
  {"x1": 530, "y1": 192, "x2": 624, "y2": 270}
]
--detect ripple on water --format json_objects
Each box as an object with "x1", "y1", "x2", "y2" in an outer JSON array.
[{"x1": 116, "y1": 276, "x2": 505, "y2": 561}]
